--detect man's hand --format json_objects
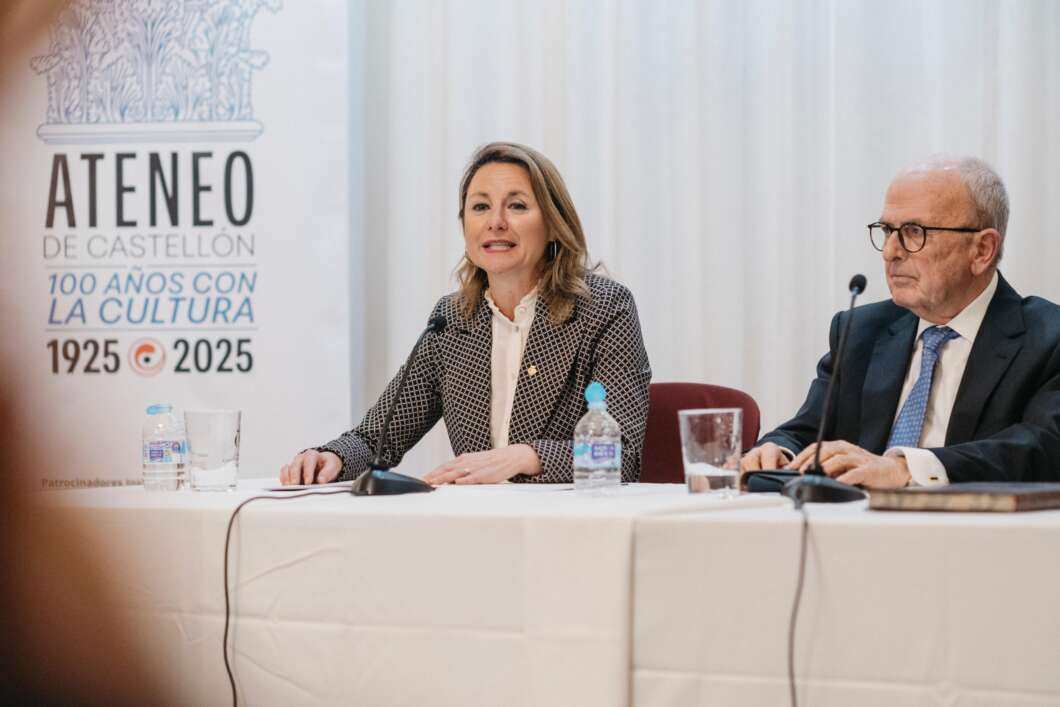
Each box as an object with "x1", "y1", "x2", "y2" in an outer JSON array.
[
  {"x1": 423, "y1": 444, "x2": 543, "y2": 485},
  {"x1": 786, "y1": 440, "x2": 912, "y2": 489},
  {"x1": 740, "y1": 442, "x2": 793, "y2": 472},
  {"x1": 279, "y1": 450, "x2": 342, "y2": 485}
]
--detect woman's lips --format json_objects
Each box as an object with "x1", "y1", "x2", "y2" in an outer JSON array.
[{"x1": 483, "y1": 240, "x2": 516, "y2": 251}]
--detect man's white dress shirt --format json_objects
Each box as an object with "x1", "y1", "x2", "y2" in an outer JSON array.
[
  {"x1": 887, "y1": 272, "x2": 999, "y2": 485},
  {"x1": 485, "y1": 288, "x2": 537, "y2": 449}
]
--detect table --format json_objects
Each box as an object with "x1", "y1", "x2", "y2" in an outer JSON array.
[
  {"x1": 633, "y1": 502, "x2": 1060, "y2": 707},
  {"x1": 45, "y1": 480, "x2": 784, "y2": 706}
]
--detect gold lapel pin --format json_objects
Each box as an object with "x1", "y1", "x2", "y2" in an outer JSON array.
[{"x1": 527, "y1": 365, "x2": 538, "y2": 377}]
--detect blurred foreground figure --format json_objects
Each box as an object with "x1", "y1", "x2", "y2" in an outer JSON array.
[{"x1": 1, "y1": 1, "x2": 169, "y2": 704}]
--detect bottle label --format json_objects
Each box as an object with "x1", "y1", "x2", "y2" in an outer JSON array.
[
  {"x1": 143, "y1": 440, "x2": 184, "y2": 465},
  {"x1": 574, "y1": 441, "x2": 622, "y2": 469}
]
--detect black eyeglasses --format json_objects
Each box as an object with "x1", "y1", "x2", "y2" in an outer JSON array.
[{"x1": 867, "y1": 222, "x2": 982, "y2": 253}]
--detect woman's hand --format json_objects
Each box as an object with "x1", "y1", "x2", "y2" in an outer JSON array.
[
  {"x1": 423, "y1": 444, "x2": 543, "y2": 485},
  {"x1": 279, "y1": 450, "x2": 343, "y2": 485}
]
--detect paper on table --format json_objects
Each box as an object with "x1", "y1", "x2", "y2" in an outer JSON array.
[
  {"x1": 262, "y1": 481, "x2": 572, "y2": 493},
  {"x1": 263, "y1": 480, "x2": 354, "y2": 492}
]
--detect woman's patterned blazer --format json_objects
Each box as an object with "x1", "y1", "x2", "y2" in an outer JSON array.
[{"x1": 321, "y1": 272, "x2": 652, "y2": 483}]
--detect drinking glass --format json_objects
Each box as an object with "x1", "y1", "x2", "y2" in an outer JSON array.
[
  {"x1": 184, "y1": 409, "x2": 240, "y2": 491},
  {"x1": 678, "y1": 408, "x2": 742, "y2": 496}
]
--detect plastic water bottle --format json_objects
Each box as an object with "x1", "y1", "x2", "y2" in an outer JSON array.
[
  {"x1": 573, "y1": 381, "x2": 622, "y2": 491},
  {"x1": 142, "y1": 404, "x2": 186, "y2": 491}
]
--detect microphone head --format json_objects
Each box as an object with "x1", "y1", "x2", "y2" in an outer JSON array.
[
  {"x1": 849, "y1": 274, "x2": 867, "y2": 295},
  {"x1": 427, "y1": 315, "x2": 448, "y2": 333}
]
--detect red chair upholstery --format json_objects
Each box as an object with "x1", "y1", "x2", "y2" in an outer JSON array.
[{"x1": 639, "y1": 382, "x2": 761, "y2": 484}]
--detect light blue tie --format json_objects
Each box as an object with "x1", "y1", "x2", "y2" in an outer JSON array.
[{"x1": 886, "y1": 326, "x2": 960, "y2": 449}]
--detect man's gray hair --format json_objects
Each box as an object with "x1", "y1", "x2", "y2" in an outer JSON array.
[
  {"x1": 955, "y1": 156, "x2": 1009, "y2": 236},
  {"x1": 909, "y1": 155, "x2": 1010, "y2": 262}
]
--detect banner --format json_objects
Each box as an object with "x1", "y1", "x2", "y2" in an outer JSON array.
[{"x1": 0, "y1": 0, "x2": 350, "y2": 487}]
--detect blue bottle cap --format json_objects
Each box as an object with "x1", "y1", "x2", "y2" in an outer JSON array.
[
  {"x1": 146, "y1": 404, "x2": 172, "y2": 415},
  {"x1": 584, "y1": 381, "x2": 606, "y2": 406}
]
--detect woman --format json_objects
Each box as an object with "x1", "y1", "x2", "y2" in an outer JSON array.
[{"x1": 280, "y1": 142, "x2": 651, "y2": 485}]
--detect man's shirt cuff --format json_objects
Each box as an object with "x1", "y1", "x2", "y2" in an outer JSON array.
[{"x1": 885, "y1": 446, "x2": 949, "y2": 486}]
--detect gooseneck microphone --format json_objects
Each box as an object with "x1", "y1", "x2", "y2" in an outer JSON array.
[
  {"x1": 782, "y1": 274, "x2": 869, "y2": 506},
  {"x1": 808, "y1": 274, "x2": 866, "y2": 476},
  {"x1": 352, "y1": 315, "x2": 448, "y2": 496},
  {"x1": 780, "y1": 275, "x2": 868, "y2": 707}
]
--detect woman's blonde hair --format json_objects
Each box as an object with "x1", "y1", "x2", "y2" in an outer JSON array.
[{"x1": 456, "y1": 142, "x2": 590, "y2": 323}]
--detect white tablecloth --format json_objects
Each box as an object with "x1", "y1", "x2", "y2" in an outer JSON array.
[
  {"x1": 633, "y1": 502, "x2": 1060, "y2": 707},
  {"x1": 46, "y1": 480, "x2": 785, "y2": 707}
]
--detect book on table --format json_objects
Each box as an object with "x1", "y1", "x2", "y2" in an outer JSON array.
[{"x1": 868, "y1": 483, "x2": 1060, "y2": 512}]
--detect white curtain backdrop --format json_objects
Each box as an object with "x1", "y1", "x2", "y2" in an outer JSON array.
[{"x1": 345, "y1": 0, "x2": 1060, "y2": 476}]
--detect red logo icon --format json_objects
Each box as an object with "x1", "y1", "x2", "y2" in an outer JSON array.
[{"x1": 129, "y1": 338, "x2": 166, "y2": 376}]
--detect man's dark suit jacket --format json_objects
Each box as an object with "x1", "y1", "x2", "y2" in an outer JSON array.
[{"x1": 759, "y1": 273, "x2": 1060, "y2": 482}]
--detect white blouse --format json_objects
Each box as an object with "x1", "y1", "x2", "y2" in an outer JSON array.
[{"x1": 484, "y1": 288, "x2": 538, "y2": 448}]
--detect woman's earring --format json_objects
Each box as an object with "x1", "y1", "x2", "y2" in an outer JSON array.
[{"x1": 546, "y1": 240, "x2": 559, "y2": 260}]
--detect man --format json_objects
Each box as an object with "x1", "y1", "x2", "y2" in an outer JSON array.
[{"x1": 742, "y1": 157, "x2": 1060, "y2": 488}]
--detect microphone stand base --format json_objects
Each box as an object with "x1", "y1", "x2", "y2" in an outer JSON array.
[
  {"x1": 782, "y1": 473, "x2": 867, "y2": 507},
  {"x1": 351, "y1": 467, "x2": 435, "y2": 496}
]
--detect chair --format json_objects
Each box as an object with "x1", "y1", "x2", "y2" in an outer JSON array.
[{"x1": 639, "y1": 382, "x2": 761, "y2": 484}]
